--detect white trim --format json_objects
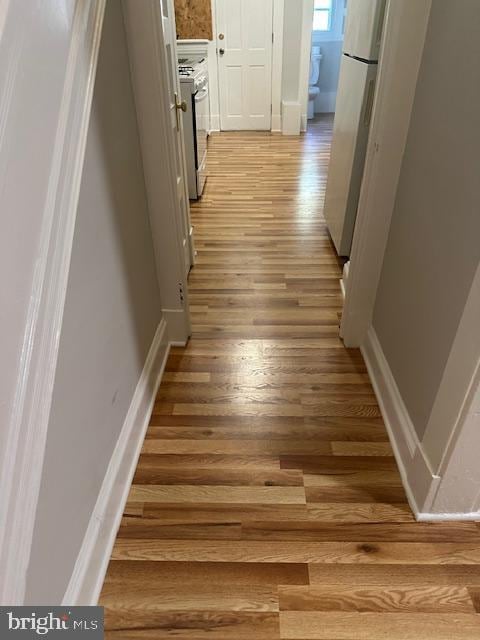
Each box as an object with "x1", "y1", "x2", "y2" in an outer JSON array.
[
  {"x1": 299, "y1": 0, "x2": 315, "y2": 133},
  {"x1": 363, "y1": 329, "x2": 418, "y2": 460},
  {"x1": 167, "y1": 0, "x2": 196, "y2": 273},
  {"x1": 416, "y1": 511, "x2": 480, "y2": 523},
  {"x1": 361, "y1": 327, "x2": 440, "y2": 519},
  {"x1": 176, "y1": 38, "x2": 209, "y2": 54},
  {"x1": 0, "y1": 0, "x2": 106, "y2": 605},
  {"x1": 209, "y1": 0, "x2": 221, "y2": 132},
  {"x1": 63, "y1": 320, "x2": 170, "y2": 605},
  {"x1": 340, "y1": 0, "x2": 432, "y2": 347},
  {"x1": 271, "y1": 0, "x2": 284, "y2": 132}
]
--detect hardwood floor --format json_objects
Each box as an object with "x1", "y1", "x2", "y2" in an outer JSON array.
[{"x1": 100, "y1": 116, "x2": 480, "y2": 638}]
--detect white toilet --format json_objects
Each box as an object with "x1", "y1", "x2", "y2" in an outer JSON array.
[{"x1": 308, "y1": 46, "x2": 323, "y2": 120}]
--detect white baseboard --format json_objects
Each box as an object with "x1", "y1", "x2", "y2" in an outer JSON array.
[
  {"x1": 416, "y1": 511, "x2": 480, "y2": 522},
  {"x1": 62, "y1": 319, "x2": 170, "y2": 605},
  {"x1": 212, "y1": 112, "x2": 283, "y2": 133},
  {"x1": 361, "y1": 327, "x2": 440, "y2": 519}
]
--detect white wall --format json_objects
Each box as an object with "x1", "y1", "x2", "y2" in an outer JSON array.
[{"x1": 24, "y1": 0, "x2": 163, "y2": 603}]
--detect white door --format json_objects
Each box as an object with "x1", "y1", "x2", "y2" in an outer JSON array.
[
  {"x1": 216, "y1": 0, "x2": 273, "y2": 130},
  {"x1": 160, "y1": 0, "x2": 195, "y2": 275}
]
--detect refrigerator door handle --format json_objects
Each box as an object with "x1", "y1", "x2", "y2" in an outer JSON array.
[{"x1": 363, "y1": 78, "x2": 376, "y2": 127}]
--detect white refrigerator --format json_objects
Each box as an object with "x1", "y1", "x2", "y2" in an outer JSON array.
[{"x1": 324, "y1": 0, "x2": 387, "y2": 257}]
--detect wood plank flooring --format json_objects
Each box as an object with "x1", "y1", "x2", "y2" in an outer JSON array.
[{"x1": 100, "y1": 116, "x2": 480, "y2": 638}]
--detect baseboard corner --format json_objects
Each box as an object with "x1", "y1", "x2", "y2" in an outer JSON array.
[{"x1": 361, "y1": 326, "x2": 436, "y2": 521}]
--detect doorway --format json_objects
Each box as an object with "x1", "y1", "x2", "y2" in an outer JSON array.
[
  {"x1": 306, "y1": 0, "x2": 346, "y2": 131},
  {"x1": 215, "y1": 0, "x2": 274, "y2": 130}
]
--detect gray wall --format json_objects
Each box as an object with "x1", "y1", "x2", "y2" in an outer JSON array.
[
  {"x1": 373, "y1": 0, "x2": 480, "y2": 440},
  {"x1": 25, "y1": 0, "x2": 162, "y2": 603}
]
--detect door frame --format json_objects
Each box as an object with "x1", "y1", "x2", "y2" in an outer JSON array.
[
  {"x1": 164, "y1": 0, "x2": 196, "y2": 276},
  {"x1": 123, "y1": 0, "x2": 192, "y2": 344},
  {"x1": 271, "y1": 0, "x2": 284, "y2": 132}
]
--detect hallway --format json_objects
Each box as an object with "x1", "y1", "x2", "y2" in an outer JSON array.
[{"x1": 100, "y1": 117, "x2": 480, "y2": 639}]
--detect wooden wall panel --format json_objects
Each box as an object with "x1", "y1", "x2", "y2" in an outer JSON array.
[{"x1": 174, "y1": 0, "x2": 213, "y2": 41}]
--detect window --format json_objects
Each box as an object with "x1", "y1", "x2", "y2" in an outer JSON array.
[{"x1": 313, "y1": 0, "x2": 333, "y2": 32}]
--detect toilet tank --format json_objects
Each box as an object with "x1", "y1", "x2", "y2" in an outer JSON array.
[{"x1": 309, "y1": 46, "x2": 323, "y2": 85}]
